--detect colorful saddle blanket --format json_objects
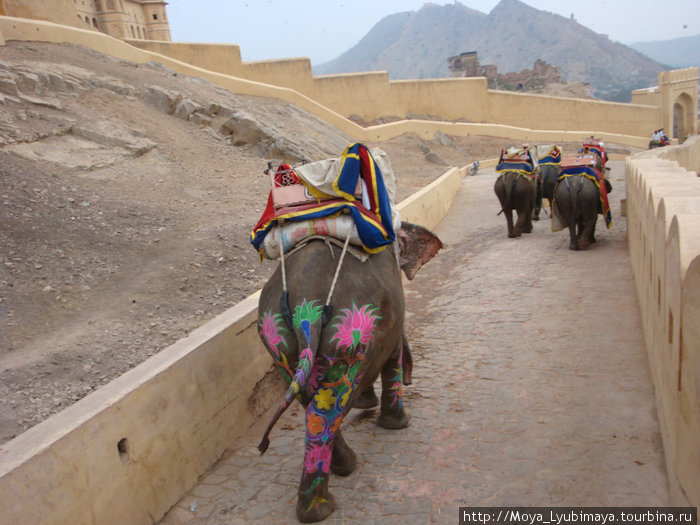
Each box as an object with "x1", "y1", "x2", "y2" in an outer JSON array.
[
  {"x1": 496, "y1": 147, "x2": 536, "y2": 178},
  {"x1": 579, "y1": 143, "x2": 607, "y2": 168},
  {"x1": 250, "y1": 143, "x2": 396, "y2": 256},
  {"x1": 554, "y1": 155, "x2": 612, "y2": 229},
  {"x1": 536, "y1": 144, "x2": 562, "y2": 166}
]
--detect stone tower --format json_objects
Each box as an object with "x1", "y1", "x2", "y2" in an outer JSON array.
[{"x1": 0, "y1": 0, "x2": 171, "y2": 41}]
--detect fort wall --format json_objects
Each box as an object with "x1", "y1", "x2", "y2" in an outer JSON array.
[
  {"x1": 625, "y1": 135, "x2": 700, "y2": 507},
  {"x1": 129, "y1": 39, "x2": 662, "y2": 138}
]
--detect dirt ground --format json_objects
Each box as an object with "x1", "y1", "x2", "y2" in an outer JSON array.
[{"x1": 0, "y1": 41, "x2": 638, "y2": 444}]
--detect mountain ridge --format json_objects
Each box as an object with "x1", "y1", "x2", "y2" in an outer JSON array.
[{"x1": 314, "y1": 0, "x2": 669, "y2": 101}]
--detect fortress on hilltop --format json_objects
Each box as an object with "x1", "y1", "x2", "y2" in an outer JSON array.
[
  {"x1": 448, "y1": 51, "x2": 567, "y2": 93},
  {"x1": 0, "y1": 0, "x2": 171, "y2": 41}
]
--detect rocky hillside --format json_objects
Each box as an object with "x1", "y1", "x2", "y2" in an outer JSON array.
[{"x1": 314, "y1": 0, "x2": 666, "y2": 101}]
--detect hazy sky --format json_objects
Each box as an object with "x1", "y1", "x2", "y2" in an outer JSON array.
[{"x1": 166, "y1": 1, "x2": 700, "y2": 64}]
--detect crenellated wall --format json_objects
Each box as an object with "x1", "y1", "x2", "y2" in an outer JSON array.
[{"x1": 625, "y1": 135, "x2": 700, "y2": 507}]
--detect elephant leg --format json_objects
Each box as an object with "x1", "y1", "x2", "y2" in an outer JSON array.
[
  {"x1": 567, "y1": 218, "x2": 579, "y2": 250},
  {"x1": 533, "y1": 179, "x2": 542, "y2": 220},
  {"x1": 505, "y1": 208, "x2": 516, "y2": 237},
  {"x1": 377, "y1": 349, "x2": 410, "y2": 429},
  {"x1": 514, "y1": 208, "x2": 527, "y2": 236},
  {"x1": 297, "y1": 354, "x2": 363, "y2": 522},
  {"x1": 580, "y1": 216, "x2": 597, "y2": 249},
  {"x1": 522, "y1": 204, "x2": 534, "y2": 234},
  {"x1": 401, "y1": 332, "x2": 413, "y2": 385},
  {"x1": 352, "y1": 384, "x2": 379, "y2": 409},
  {"x1": 330, "y1": 429, "x2": 356, "y2": 476},
  {"x1": 352, "y1": 330, "x2": 412, "y2": 409},
  {"x1": 297, "y1": 406, "x2": 337, "y2": 523}
]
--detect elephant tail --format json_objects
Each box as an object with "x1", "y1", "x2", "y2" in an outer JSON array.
[
  {"x1": 498, "y1": 172, "x2": 518, "y2": 215},
  {"x1": 258, "y1": 309, "x2": 324, "y2": 454}
]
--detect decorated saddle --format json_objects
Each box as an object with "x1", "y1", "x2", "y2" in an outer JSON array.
[
  {"x1": 496, "y1": 147, "x2": 537, "y2": 180},
  {"x1": 553, "y1": 153, "x2": 612, "y2": 231},
  {"x1": 250, "y1": 143, "x2": 398, "y2": 259},
  {"x1": 536, "y1": 144, "x2": 562, "y2": 166},
  {"x1": 579, "y1": 142, "x2": 607, "y2": 171}
]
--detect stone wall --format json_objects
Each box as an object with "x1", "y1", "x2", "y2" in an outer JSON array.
[
  {"x1": 127, "y1": 39, "x2": 662, "y2": 138},
  {"x1": 625, "y1": 135, "x2": 700, "y2": 507}
]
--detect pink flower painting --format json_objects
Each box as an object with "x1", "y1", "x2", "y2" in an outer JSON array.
[
  {"x1": 331, "y1": 302, "x2": 381, "y2": 351},
  {"x1": 303, "y1": 442, "x2": 333, "y2": 474},
  {"x1": 259, "y1": 311, "x2": 286, "y2": 357}
]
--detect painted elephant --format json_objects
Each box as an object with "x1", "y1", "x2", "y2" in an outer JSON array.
[
  {"x1": 494, "y1": 171, "x2": 538, "y2": 237},
  {"x1": 552, "y1": 174, "x2": 613, "y2": 250},
  {"x1": 256, "y1": 222, "x2": 442, "y2": 522}
]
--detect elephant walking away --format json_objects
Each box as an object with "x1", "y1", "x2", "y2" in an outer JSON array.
[
  {"x1": 534, "y1": 144, "x2": 562, "y2": 216},
  {"x1": 256, "y1": 222, "x2": 441, "y2": 522},
  {"x1": 494, "y1": 146, "x2": 538, "y2": 237},
  {"x1": 552, "y1": 154, "x2": 612, "y2": 250}
]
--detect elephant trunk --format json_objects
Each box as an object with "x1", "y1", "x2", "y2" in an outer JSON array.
[{"x1": 258, "y1": 317, "x2": 321, "y2": 454}]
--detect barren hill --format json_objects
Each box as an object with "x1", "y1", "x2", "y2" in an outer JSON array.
[{"x1": 314, "y1": 0, "x2": 666, "y2": 101}]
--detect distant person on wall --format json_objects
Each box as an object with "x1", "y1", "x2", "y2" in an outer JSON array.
[{"x1": 649, "y1": 129, "x2": 669, "y2": 149}]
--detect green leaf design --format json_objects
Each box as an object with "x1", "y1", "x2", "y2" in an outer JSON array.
[{"x1": 293, "y1": 299, "x2": 324, "y2": 328}]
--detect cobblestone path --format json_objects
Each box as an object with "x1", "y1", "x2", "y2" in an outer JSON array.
[{"x1": 161, "y1": 161, "x2": 668, "y2": 524}]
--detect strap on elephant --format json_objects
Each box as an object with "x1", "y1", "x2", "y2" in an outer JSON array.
[{"x1": 279, "y1": 226, "x2": 353, "y2": 329}]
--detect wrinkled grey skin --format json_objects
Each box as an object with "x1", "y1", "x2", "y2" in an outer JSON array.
[
  {"x1": 494, "y1": 171, "x2": 537, "y2": 237},
  {"x1": 256, "y1": 222, "x2": 441, "y2": 523},
  {"x1": 539, "y1": 164, "x2": 561, "y2": 216},
  {"x1": 553, "y1": 174, "x2": 611, "y2": 250}
]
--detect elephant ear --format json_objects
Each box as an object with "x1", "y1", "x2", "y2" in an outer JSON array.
[{"x1": 397, "y1": 221, "x2": 443, "y2": 280}]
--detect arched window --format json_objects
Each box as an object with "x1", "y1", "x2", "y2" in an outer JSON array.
[
  {"x1": 92, "y1": 18, "x2": 98, "y2": 28},
  {"x1": 130, "y1": 25, "x2": 135, "y2": 38},
  {"x1": 84, "y1": 15, "x2": 89, "y2": 24}
]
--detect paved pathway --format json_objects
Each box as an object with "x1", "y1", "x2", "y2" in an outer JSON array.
[{"x1": 161, "y1": 161, "x2": 668, "y2": 524}]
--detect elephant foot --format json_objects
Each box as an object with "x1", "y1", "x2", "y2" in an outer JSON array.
[
  {"x1": 377, "y1": 408, "x2": 410, "y2": 429},
  {"x1": 352, "y1": 385, "x2": 379, "y2": 409},
  {"x1": 569, "y1": 242, "x2": 579, "y2": 251},
  {"x1": 296, "y1": 491, "x2": 336, "y2": 523},
  {"x1": 331, "y1": 436, "x2": 357, "y2": 477},
  {"x1": 507, "y1": 232, "x2": 517, "y2": 238},
  {"x1": 579, "y1": 239, "x2": 590, "y2": 250}
]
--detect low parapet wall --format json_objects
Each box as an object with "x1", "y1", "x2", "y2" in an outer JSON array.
[
  {"x1": 0, "y1": 158, "x2": 469, "y2": 525},
  {"x1": 625, "y1": 135, "x2": 700, "y2": 507}
]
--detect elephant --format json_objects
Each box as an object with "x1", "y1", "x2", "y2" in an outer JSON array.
[
  {"x1": 539, "y1": 163, "x2": 561, "y2": 215},
  {"x1": 552, "y1": 173, "x2": 613, "y2": 250},
  {"x1": 494, "y1": 171, "x2": 538, "y2": 237},
  {"x1": 533, "y1": 144, "x2": 562, "y2": 218},
  {"x1": 256, "y1": 221, "x2": 442, "y2": 522}
]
